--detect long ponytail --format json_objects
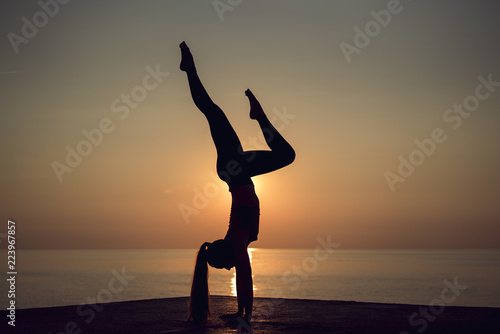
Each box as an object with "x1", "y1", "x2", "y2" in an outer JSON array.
[{"x1": 188, "y1": 242, "x2": 211, "y2": 322}]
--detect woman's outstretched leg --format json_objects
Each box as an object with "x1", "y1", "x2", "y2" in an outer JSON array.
[
  {"x1": 180, "y1": 42, "x2": 242, "y2": 156},
  {"x1": 180, "y1": 42, "x2": 219, "y2": 114},
  {"x1": 180, "y1": 42, "x2": 250, "y2": 187},
  {"x1": 242, "y1": 90, "x2": 295, "y2": 177}
]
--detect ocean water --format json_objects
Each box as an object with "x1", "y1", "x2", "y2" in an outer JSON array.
[{"x1": 1, "y1": 249, "x2": 499, "y2": 310}]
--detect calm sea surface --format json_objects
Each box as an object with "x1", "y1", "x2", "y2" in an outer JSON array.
[{"x1": 2, "y1": 249, "x2": 499, "y2": 310}]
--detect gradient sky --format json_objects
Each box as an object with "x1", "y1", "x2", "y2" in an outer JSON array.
[{"x1": 1, "y1": 0, "x2": 499, "y2": 249}]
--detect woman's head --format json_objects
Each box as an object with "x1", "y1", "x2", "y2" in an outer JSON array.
[
  {"x1": 206, "y1": 239, "x2": 235, "y2": 270},
  {"x1": 188, "y1": 240, "x2": 234, "y2": 323}
]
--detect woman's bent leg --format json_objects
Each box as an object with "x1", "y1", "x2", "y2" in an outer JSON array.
[{"x1": 241, "y1": 90, "x2": 295, "y2": 177}]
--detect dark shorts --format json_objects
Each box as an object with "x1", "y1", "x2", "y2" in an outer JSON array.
[{"x1": 216, "y1": 155, "x2": 253, "y2": 191}]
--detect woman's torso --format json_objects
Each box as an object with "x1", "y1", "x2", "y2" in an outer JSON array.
[{"x1": 225, "y1": 184, "x2": 260, "y2": 244}]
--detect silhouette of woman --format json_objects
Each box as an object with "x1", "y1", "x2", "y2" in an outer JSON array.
[{"x1": 180, "y1": 42, "x2": 295, "y2": 324}]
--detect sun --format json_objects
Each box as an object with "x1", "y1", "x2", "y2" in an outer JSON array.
[{"x1": 252, "y1": 176, "x2": 267, "y2": 196}]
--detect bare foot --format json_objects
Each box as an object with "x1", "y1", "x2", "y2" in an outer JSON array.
[
  {"x1": 179, "y1": 41, "x2": 195, "y2": 72},
  {"x1": 245, "y1": 89, "x2": 265, "y2": 120}
]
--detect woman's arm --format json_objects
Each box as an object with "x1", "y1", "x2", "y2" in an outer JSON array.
[{"x1": 233, "y1": 230, "x2": 253, "y2": 319}]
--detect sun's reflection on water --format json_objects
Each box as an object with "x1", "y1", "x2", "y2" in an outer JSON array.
[{"x1": 230, "y1": 248, "x2": 257, "y2": 296}]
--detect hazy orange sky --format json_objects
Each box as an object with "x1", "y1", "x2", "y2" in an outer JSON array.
[{"x1": 1, "y1": 0, "x2": 499, "y2": 249}]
